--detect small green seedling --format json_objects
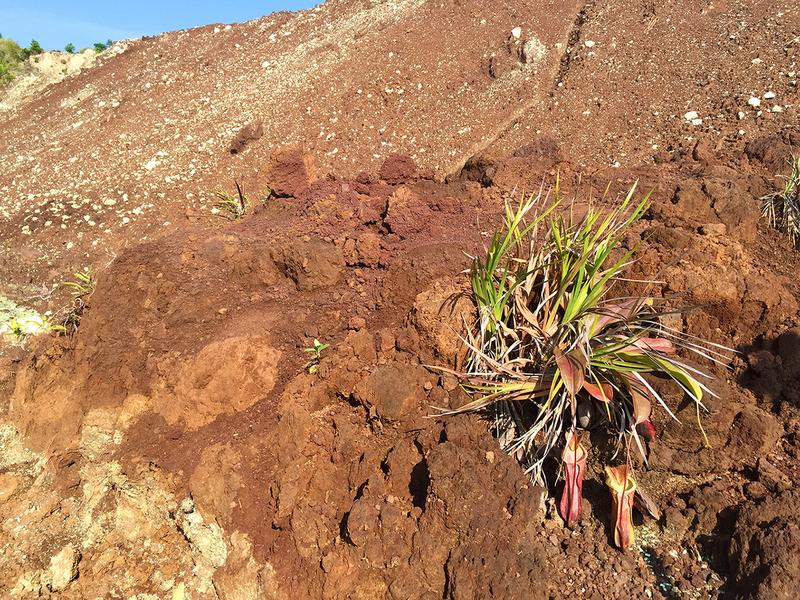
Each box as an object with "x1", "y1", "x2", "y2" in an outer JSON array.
[
  {"x1": 213, "y1": 181, "x2": 250, "y2": 221},
  {"x1": 304, "y1": 339, "x2": 329, "y2": 374},
  {"x1": 62, "y1": 267, "x2": 95, "y2": 299}
]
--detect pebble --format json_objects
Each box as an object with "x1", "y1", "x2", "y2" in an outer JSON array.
[
  {"x1": 49, "y1": 546, "x2": 80, "y2": 591},
  {"x1": 763, "y1": 90, "x2": 776, "y2": 99},
  {"x1": 511, "y1": 27, "x2": 522, "y2": 39},
  {"x1": 348, "y1": 316, "x2": 366, "y2": 330},
  {"x1": 747, "y1": 97, "x2": 761, "y2": 107},
  {"x1": 584, "y1": 40, "x2": 596, "y2": 48},
  {"x1": 772, "y1": 105, "x2": 783, "y2": 113},
  {"x1": 737, "y1": 111, "x2": 746, "y2": 120},
  {"x1": 683, "y1": 111, "x2": 699, "y2": 120},
  {"x1": 691, "y1": 118, "x2": 703, "y2": 126}
]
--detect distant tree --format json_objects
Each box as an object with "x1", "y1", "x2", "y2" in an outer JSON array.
[
  {"x1": 27, "y1": 39, "x2": 43, "y2": 55},
  {"x1": 106, "y1": 38, "x2": 113, "y2": 47},
  {"x1": 64, "y1": 43, "x2": 75, "y2": 53}
]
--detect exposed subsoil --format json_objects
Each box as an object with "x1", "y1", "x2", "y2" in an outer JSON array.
[{"x1": 1, "y1": 0, "x2": 799, "y2": 599}]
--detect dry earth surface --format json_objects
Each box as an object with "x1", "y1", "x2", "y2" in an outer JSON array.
[{"x1": 0, "y1": 0, "x2": 799, "y2": 598}]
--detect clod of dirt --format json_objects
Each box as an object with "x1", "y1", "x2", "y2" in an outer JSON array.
[
  {"x1": 745, "y1": 134, "x2": 797, "y2": 175},
  {"x1": 729, "y1": 489, "x2": 800, "y2": 600},
  {"x1": 726, "y1": 405, "x2": 784, "y2": 462},
  {"x1": 272, "y1": 238, "x2": 344, "y2": 290},
  {"x1": 342, "y1": 232, "x2": 381, "y2": 268},
  {"x1": 163, "y1": 336, "x2": 281, "y2": 429},
  {"x1": 410, "y1": 279, "x2": 472, "y2": 363},
  {"x1": 455, "y1": 154, "x2": 497, "y2": 187},
  {"x1": 230, "y1": 120, "x2": 264, "y2": 154},
  {"x1": 383, "y1": 186, "x2": 428, "y2": 237},
  {"x1": 355, "y1": 363, "x2": 428, "y2": 421},
  {"x1": 261, "y1": 146, "x2": 317, "y2": 198},
  {"x1": 379, "y1": 154, "x2": 418, "y2": 185}
]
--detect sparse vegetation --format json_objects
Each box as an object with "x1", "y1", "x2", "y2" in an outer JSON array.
[
  {"x1": 213, "y1": 181, "x2": 250, "y2": 220},
  {"x1": 0, "y1": 36, "x2": 27, "y2": 86},
  {"x1": 58, "y1": 267, "x2": 96, "y2": 335},
  {"x1": 25, "y1": 39, "x2": 44, "y2": 57},
  {"x1": 0, "y1": 312, "x2": 62, "y2": 342},
  {"x1": 64, "y1": 43, "x2": 75, "y2": 53},
  {"x1": 93, "y1": 39, "x2": 114, "y2": 53},
  {"x1": 304, "y1": 339, "x2": 329, "y2": 374},
  {"x1": 436, "y1": 184, "x2": 731, "y2": 549},
  {"x1": 762, "y1": 154, "x2": 800, "y2": 245}
]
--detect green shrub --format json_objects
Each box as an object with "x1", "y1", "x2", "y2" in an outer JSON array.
[
  {"x1": 65, "y1": 43, "x2": 75, "y2": 53},
  {"x1": 0, "y1": 37, "x2": 27, "y2": 85},
  {"x1": 93, "y1": 39, "x2": 114, "y2": 53},
  {"x1": 27, "y1": 39, "x2": 43, "y2": 55}
]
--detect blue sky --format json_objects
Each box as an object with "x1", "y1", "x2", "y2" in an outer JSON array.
[{"x1": 0, "y1": 1, "x2": 317, "y2": 50}]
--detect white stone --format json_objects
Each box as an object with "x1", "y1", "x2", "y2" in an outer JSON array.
[
  {"x1": 763, "y1": 91, "x2": 776, "y2": 99},
  {"x1": 691, "y1": 118, "x2": 703, "y2": 126},
  {"x1": 772, "y1": 105, "x2": 783, "y2": 113},
  {"x1": 748, "y1": 97, "x2": 761, "y2": 107},
  {"x1": 511, "y1": 27, "x2": 522, "y2": 39},
  {"x1": 49, "y1": 546, "x2": 80, "y2": 591},
  {"x1": 584, "y1": 40, "x2": 596, "y2": 48},
  {"x1": 683, "y1": 111, "x2": 699, "y2": 120}
]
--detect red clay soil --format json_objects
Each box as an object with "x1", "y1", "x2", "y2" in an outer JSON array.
[{"x1": 1, "y1": 1, "x2": 800, "y2": 599}]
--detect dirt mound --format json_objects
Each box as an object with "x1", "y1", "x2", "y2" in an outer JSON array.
[
  {"x1": 0, "y1": 45, "x2": 129, "y2": 113},
  {"x1": 2, "y1": 139, "x2": 800, "y2": 597}
]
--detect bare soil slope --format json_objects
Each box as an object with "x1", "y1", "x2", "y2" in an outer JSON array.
[
  {"x1": 0, "y1": 0, "x2": 797, "y2": 298},
  {"x1": 0, "y1": 0, "x2": 799, "y2": 599}
]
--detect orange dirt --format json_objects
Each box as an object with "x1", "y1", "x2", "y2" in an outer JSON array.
[{"x1": 1, "y1": 0, "x2": 799, "y2": 598}]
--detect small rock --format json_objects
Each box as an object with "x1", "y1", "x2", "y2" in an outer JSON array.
[
  {"x1": 0, "y1": 473, "x2": 20, "y2": 503},
  {"x1": 748, "y1": 97, "x2": 761, "y2": 107},
  {"x1": 763, "y1": 91, "x2": 776, "y2": 99},
  {"x1": 49, "y1": 546, "x2": 80, "y2": 591},
  {"x1": 354, "y1": 363, "x2": 427, "y2": 421},
  {"x1": 348, "y1": 316, "x2": 367, "y2": 331},
  {"x1": 584, "y1": 39, "x2": 596, "y2": 48},
  {"x1": 700, "y1": 223, "x2": 727, "y2": 236},
  {"x1": 511, "y1": 27, "x2": 522, "y2": 39},
  {"x1": 684, "y1": 111, "x2": 699, "y2": 121},
  {"x1": 772, "y1": 105, "x2": 783, "y2": 113},
  {"x1": 691, "y1": 118, "x2": 703, "y2": 126}
]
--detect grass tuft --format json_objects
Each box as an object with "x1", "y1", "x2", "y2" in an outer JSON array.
[
  {"x1": 762, "y1": 155, "x2": 800, "y2": 245},
  {"x1": 213, "y1": 181, "x2": 250, "y2": 221}
]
